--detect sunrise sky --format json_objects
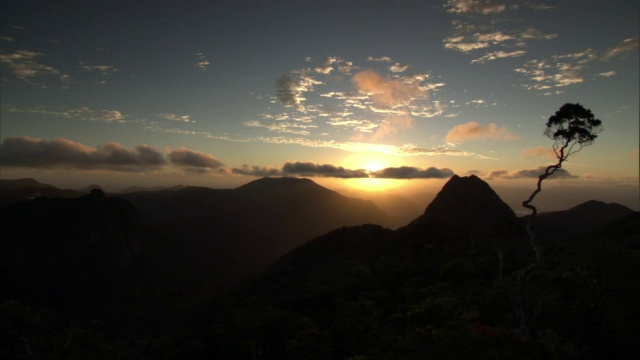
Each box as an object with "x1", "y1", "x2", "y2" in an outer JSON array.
[{"x1": 1, "y1": 0, "x2": 638, "y2": 206}]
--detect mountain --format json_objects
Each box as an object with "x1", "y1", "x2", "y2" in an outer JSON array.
[
  {"x1": 412, "y1": 174, "x2": 521, "y2": 236},
  {"x1": 530, "y1": 199, "x2": 634, "y2": 243},
  {"x1": 2, "y1": 175, "x2": 637, "y2": 359},
  {"x1": 0, "y1": 178, "x2": 79, "y2": 206},
  {"x1": 180, "y1": 176, "x2": 639, "y2": 360},
  {"x1": 0, "y1": 189, "x2": 145, "y2": 324},
  {"x1": 118, "y1": 184, "x2": 189, "y2": 193},
  {"x1": 119, "y1": 177, "x2": 391, "y2": 299}
]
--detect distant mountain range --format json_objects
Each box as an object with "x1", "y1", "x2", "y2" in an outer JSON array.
[
  {"x1": 1, "y1": 177, "x2": 391, "y2": 299},
  {"x1": 1, "y1": 175, "x2": 637, "y2": 358}
]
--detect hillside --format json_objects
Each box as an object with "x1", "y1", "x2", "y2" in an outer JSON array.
[
  {"x1": 119, "y1": 177, "x2": 390, "y2": 299},
  {"x1": 181, "y1": 176, "x2": 638, "y2": 360},
  {"x1": 1, "y1": 175, "x2": 637, "y2": 359},
  {"x1": 0, "y1": 178, "x2": 79, "y2": 206}
]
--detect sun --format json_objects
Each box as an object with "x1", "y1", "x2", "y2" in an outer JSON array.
[
  {"x1": 363, "y1": 161, "x2": 385, "y2": 172},
  {"x1": 340, "y1": 154, "x2": 402, "y2": 192}
]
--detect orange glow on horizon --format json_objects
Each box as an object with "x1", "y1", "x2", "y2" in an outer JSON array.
[{"x1": 344, "y1": 177, "x2": 403, "y2": 192}]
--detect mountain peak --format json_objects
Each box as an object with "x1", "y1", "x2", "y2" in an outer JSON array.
[
  {"x1": 0, "y1": 178, "x2": 58, "y2": 190},
  {"x1": 235, "y1": 177, "x2": 329, "y2": 195},
  {"x1": 412, "y1": 174, "x2": 518, "y2": 234}
]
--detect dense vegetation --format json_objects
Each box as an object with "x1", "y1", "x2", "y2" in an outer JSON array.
[{"x1": 0, "y1": 177, "x2": 638, "y2": 359}]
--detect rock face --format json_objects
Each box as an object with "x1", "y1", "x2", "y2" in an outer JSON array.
[{"x1": 412, "y1": 175, "x2": 521, "y2": 236}]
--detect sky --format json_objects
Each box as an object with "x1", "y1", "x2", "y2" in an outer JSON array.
[{"x1": 1, "y1": 0, "x2": 638, "y2": 209}]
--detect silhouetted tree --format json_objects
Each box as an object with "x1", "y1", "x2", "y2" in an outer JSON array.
[
  {"x1": 517, "y1": 103, "x2": 602, "y2": 337},
  {"x1": 523, "y1": 103, "x2": 603, "y2": 221}
]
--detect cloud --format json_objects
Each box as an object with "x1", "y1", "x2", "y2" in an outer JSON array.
[
  {"x1": 0, "y1": 50, "x2": 68, "y2": 85},
  {"x1": 522, "y1": 146, "x2": 557, "y2": 159},
  {"x1": 471, "y1": 50, "x2": 526, "y2": 63},
  {"x1": 486, "y1": 165, "x2": 576, "y2": 180},
  {"x1": 282, "y1": 162, "x2": 368, "y2": 178},
  {"x1": 0, "y1": 136, "x2": 166, "y2": 171},
  {"x1": 232, "y1": 162, "x2": 456, "y2": 180},
  {"x1": 444, "y1": 29, "x2": 556, "y2": 55},
  {"x1": 327, "y1": 118, "x2": 379, "y2": 133},
  {"x1": 159, "y1": 113, "x2": 193, "y2": 122},
  {"x1": 444, "y1": 0, "x2": 507, "y2": 14},
  {"x1": 275, "y1": 73, "x2": 323, "y2": 111},
  {"x1": 350, "y1": 70, "x2": 440, "y2": 140},
  {"x1": 445, "y1": 121, "x2": 519, "y2": 143},
  {"x1": 168, "y1": 148, "x2": 223, "y2": 173},
  {"x1": 195, "y1": 53, "x2": 210, "y2": 70},
  {"x1": 243, "y1": 120, "x2": 316, "y2": 136},
  {"x1": 313, "y1": 56, "x2": 341, "y2": 74},
  {"x1": 5, "y1": 105, "x2": 128, "y2": 123},
  {"x1": 231, "y1": 165, "x2": 282, "y2": 177},
  {"x1": 442, "y1": 3, "x2": 558, "y2": 60},
  {"x1": 80, "y1": 64, "x2": 118, "y2": 75},
  {"x1": 601, "y1": 38, "x2": 638, "y2": 61},
  {"x1": 514, "y1": 49, "x2": 597, "y2": 90},
  {"x1": 371, "y1": 113, "x2": 414, "y2": 141},
  {"x1": 444, "y1": 37, "x2": 490, "y2": 53},
  {"x1": 371, "y1": 166, "x2": 454, "y2": 179},
  {"x1": 366, "y1": 56, "x2": 393, "y2": 62},
  {"x1": 352, "y1": 70, "x2": 423, "y2": 108},
  {"x1": 1, "y1": 36, "x2": 15, "y2": 42},
  {"x1": 595, "y1": 71, "x2": 616, "y2": 78},
  {"x1": 388, "y1": 63, "x2": 410, "y2": 73}
]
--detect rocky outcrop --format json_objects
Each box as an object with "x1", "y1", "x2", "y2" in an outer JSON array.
[{"x1": 411, "y1": 175, "x2": 522, "y2": 237}]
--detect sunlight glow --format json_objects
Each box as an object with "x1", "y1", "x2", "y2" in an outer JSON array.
[{"x1": 344, "y1": 178, "x2": 402, "y2": 192}]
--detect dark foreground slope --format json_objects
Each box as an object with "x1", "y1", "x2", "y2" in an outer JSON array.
[
  {"x1": 0, "y1": 190, "x2": 147, "y2": 358},
  {"x1": 182, "y1": 176, "x2": 639, "y2": 360},
  {"x1": 1, "y1": 175, "x2": 637, "y2": 359}
]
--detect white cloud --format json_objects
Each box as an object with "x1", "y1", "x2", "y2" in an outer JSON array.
[
  {"x1": 515, "y1": 49, "x2": 597, "y2": 90},
  {"x1": 159, "y1": 113, "x2": 194, "y2": 123},
  {"x1": 596, "y1": 71, "x2": 616, "y2": 78},
  {"x1": 388, "y1": 63, "x2": 410, "y2": 73},
  {"x1": 366, "y1": 56, "x2": 393, "y2": 62},
  {"x1": 471, "y1": 50, "x2": 526, "y2": 63}
]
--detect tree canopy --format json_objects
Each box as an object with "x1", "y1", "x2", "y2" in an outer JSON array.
[{"x1": 544, "y1": 103, "x2": 603, "y2": 160}]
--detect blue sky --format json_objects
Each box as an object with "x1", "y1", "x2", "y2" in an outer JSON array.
[{"x1": 1, "y1": 0, "x2": 638, "y2": 201}]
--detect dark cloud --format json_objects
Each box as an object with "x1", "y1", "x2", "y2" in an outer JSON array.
[
  {"x1": 231, "y1": 165, "x2": 282, "y2": 177},
  {"x1": 282, "y1": 162, "x2": 368, "y2": 178},
  {"x1": 168, "y1": 148, "x2": 223, "y2": 169},
  {"x1": 0, "y1": 136, "x2": 166, "y2": 172},
  {"x1": 371, "y1": 166, "x2": 454, "y2": 179},
  {"x1": 276, "y1": 75, "x2": 299, "y2": 107},
  {"x1": 486, "y1": 166, "x2": 576, "y2": 180}
]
